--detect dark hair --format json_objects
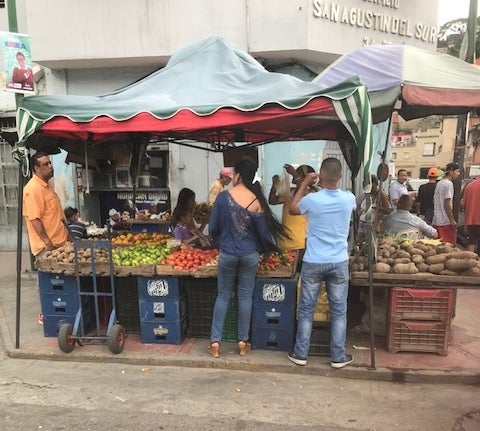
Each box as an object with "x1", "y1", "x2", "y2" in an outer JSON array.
[
  {"x1": 445, "y1": 162, "x2": 460, "y2": 172},
  {"x1": 234, "y1": 157, "x2": 288, "y2": 243},
  {"x1": 397, "y1": 168, "x2": 407, "y2": 176},
  {"x1": 371, "y1": 174, "x2": 379, "y2": 186},
  {"x1": 16, "y1": 52, "x2": 25, "y2": 58},
  {"x1": 30, "y1": 152, "x2": 49, "y2": 168},
  {"x1": 296, "y1": 165, "x2": 315, "y2": 178},
  {"x1": 171, "y1": 188, "x2": 195, "y2": 227},
  {"x1": 397, "y1": 194, "x2": 413, "y2": 210},
  {"x1": 64, "y1": 206, "x2": 78, "y2": 220},
  {"x1": 320, "y1": 157, "x2": 342, "y2": 178}
]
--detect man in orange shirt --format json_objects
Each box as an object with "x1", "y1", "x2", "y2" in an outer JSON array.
[
  {"x1": 461, "y1": 177, "x2": 480, "y2": 253},
  {"x1": 23, "y1": 152, "x2": 70, "y2": 257}
]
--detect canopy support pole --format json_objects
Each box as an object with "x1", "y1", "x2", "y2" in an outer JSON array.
[{"x1": 15, "y1": 161, "x2": 24, "y2": 349}]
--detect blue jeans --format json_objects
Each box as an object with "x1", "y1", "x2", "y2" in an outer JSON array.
[
  {"x1": 210, "y1": 251, "x2": 259, "y2": 342},
  {"x1": 293, "y1": 260, "x2": 349, "y2": 361}
]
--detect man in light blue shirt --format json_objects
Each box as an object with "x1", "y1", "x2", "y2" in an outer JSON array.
[
  {"x1": 287, "y1": 158, "x2": 356, "y2": 369},
  {"x1": 382, "y1": 194, "x2": 438, "y2": 238},
  {"x1": 389, "y1": 169, "x2": 409, "y2": 210}
]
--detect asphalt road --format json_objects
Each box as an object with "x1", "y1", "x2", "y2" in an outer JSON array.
[{"x1": 0, "y1": 333, "x2": 479, "y2": 431}]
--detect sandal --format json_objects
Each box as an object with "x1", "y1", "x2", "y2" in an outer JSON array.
[
  {"x1": 238, "y1": 340, "x2": 251, "y2": 356},
  {"x1": 207, "y1": 341, "x2": 220, "y2": 358}
]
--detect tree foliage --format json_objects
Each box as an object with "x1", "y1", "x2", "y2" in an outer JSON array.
[{"x1": 437, "y1": 18, "x2": 480, "y2": 59}]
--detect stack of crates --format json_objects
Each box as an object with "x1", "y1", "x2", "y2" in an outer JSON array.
[
  {"x1": 38, "y1": 271, "x2": 95, "y2": 337},
  {"x1": 184, "y1": 278, "x2": 238, "y2": 342},
  {"x1": 137, "y1": 276, "x2": 188, "y2": 344},
  {"x1": 251, "y1": 277, "x2": 297, "y2": 351},
  {"x1": 115, "y1": 276, "x2": 140, "y2": 333},
  {"x1": 387, "y1": 287, "x2": 455, "y2": 355}
]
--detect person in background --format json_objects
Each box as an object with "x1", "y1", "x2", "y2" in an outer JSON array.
[
  {"x1": 381, "y1": 195, "x2": 438, "y2": 239},
  {"x1": 171, "y1": 205, "x2": 200, "y2": 246},
  {"x1": 23, "y1": 152, "x2": 70, "y2": 257},
  {"x1": 109, "y1": 208, "x2": 128, "y2": 231},
  {"x1": 461, "y1": 176, "x2": 480, "y2": 253},
  {"x1": 416, "y1": 167, "x2": 439, "y2": 224},
  {"x1": 433, "y1": 162, "x2": 461, "y2": 245},
  {"x1": 287, "y1": 158, "x2": 356, "y2": 369},
  {"x1": 389, "y1": 169, "x2": 409, "y2": 210},
  {"x1": 357, "y1": 174, "x2": 391, "y2": 236},
  {"x1": 207, "y1": 157, "x2": 287, "y2": 358},
  {"x1": 64, "y1": 206, "x2": 86, "y2": 239},
  {"x1": 269, "y1": 163, "x2": 316, "y2": 266},
  {"x1": 208, "y1": 168, "x2": 233, "y2": 205}
]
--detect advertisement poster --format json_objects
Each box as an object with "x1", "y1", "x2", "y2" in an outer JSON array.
[{"x1": 0, "y1": 32, "x2": 35, "y2": 95}]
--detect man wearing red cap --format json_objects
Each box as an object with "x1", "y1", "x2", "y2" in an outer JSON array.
[
  {"x1": 208, "y1": 167, "x2": 233, "y2": 205},
  {"x1": 461, "y1": 176, "x2": 480, "y2": 253},
  {"x1": 416, "y1": 167, "x2": 439, "y2": 224},
  {"x1": 433, "y1": 162, "x2": 461, "y2": 245}
]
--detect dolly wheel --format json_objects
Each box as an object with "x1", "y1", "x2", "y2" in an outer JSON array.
[
  {"x1": 108, "y1": 324, "x2": 125, "y2": 354},
  {"x1": 58, "y1": 323, "x2": 75, "y2": 353}
]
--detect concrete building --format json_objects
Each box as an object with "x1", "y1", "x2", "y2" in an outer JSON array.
[{"x1": 0, "y1": 0, "x2": 439, "y2": 249}]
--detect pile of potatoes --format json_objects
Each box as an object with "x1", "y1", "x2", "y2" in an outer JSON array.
[
  {"x1": 42, "y1": 242, "x2": 110, "y2": 264},
  {"x1": 350, "y1": 237, "x2": 480, "y2": 277}
]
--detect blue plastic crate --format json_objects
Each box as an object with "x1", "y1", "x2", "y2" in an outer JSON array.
[
  {"x1": 40, "y1": 293, "x2": 79, "y2": 316},
  {"x1": 253, "y1": 277, "x2": 297, "y2": 306},
  {"x1": 42, "y1": 315, "x2": 75, "y2": 337},
  {"x1": 137, "y1": 276, "x2": 182, "y2": 300},
  {"x1": 38, "y1": 271, "x2": 77, "y2": 295},
  {"x1": 251, "y1": 326, "x2": 294, "y2": 351},
  {"x1": 252, "y1": 303, "x2": 295, "y2": 328},
  {"x1": 140, "y1": 316, "x2": 188, "y2": 344},
  {"x1": 139, "y1": 294, "x2": 188, "y2": 323}
]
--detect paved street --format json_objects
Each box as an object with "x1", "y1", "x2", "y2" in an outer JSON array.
[{"x1": 0, "y1": 338, "x2": 479, "y2": 431}]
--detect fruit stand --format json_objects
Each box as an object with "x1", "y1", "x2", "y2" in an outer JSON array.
[{"x1": 35, "y1": 232, "x2": 300, "y2": 351}]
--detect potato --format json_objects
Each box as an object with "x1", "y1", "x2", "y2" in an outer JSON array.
[
  {"x1": 447, "y1": 251, "x2": 479, "y2": 261},
  {"x1": 436, "y1": 245, "x2": 455, "y2": 255},
  {"x1": 392, "y1": 262, "x2": 418, "y2": 274},
  {"x1": 416, "y1": 262, "x2": 430, "y2": 273},
  {"x1": 445, "y1": 258, "x2": 478, "y2": 271},
  {"x1": 378, "y1": 257, "x2": 394, "y2": 266},
  {"x1": 393, "y1": 250, "x2": 411, "y2": 259},
  {"x1": 351, "y1": 263, "x2": 362, "y2": 272},
  {"x1": 394, "y1": 257, "x2": 412, "y2": 264},
  {"x1": 425, "y1": 249, "x2": 437, "y2": 257},
  {"x1": 411, "y1": 255, "x2": 424, "y2": 264},
  {"x1": 412, "y1": 242, "x2": 430, "y2": 252},
  {"x1": 373, "y1": 262, "x2": 391, "y2": 273},
  {"x1": 429, "y1": 263, "x2": 445, "y2": 274},
  {"x1": 461, "y1": 267, "x2": 480, "y2": 277},
  {"x1": 439, "y1": 269, "x2": 458, "y2": 276},
  {"x1": 425, "y1": 254, "x2": 447, "y2": 265}
]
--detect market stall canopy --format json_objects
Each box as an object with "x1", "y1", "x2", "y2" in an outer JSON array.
[
  {"x1": 314, "y1": 44, "x2": 480, "y2": 124},
  {"x1": 15, "y1": 36, "x2": 373, "y2": 179}
]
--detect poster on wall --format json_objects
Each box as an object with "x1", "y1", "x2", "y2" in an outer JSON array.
[{"x1": 0, "y1": 32, "x2": 35, "y2": 95}]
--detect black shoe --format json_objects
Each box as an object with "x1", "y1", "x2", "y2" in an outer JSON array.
[
  {"x1": 287, "y1": 350, "x2": 307, "y2": 366},
  {"x1": 331, "y1": 354, "x2": 354, "y2": 369}
]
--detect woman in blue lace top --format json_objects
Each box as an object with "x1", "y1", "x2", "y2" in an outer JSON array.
[{"x1": 207, "y1": 157, "x2": 287, "y2": 358}]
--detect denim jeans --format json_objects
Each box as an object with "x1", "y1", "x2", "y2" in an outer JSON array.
[
  {"x1": 210, "y1": 251, "x2": 259, "y2": 342},
  {"x1": 293, "y1": 260, "x2": 349, "y2": 361}
]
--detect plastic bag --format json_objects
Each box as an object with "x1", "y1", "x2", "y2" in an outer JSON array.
[{"x1": 274, "y1": 172, "x2": 292, "y2": 201}]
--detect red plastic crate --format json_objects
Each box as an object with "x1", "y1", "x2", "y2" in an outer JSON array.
[
  {"x1": 388, "y1": 288, "x2": 455, "y2": 323},
  {"x1": 387, "y1": 320, "x2": 450, "y2": 355}
]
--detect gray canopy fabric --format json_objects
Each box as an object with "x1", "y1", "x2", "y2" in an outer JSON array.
[{"x1": 314, "y1": 44, "x2": 480, "y2": 123}]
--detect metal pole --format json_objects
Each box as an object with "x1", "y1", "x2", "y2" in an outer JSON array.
[{"x1": 453, "y1": 0, "x2": 477, "y2": 221}]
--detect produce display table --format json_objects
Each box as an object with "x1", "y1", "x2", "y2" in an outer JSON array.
[{"x1": 350, "y1": 271, "x2": 480, "y2": 289}]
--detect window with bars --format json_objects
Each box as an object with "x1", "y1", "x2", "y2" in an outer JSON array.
[
  {"x1": 0, "y1": 141, "x2": 19, "y2": 226},
  {"x1": 423, "y1": 142, "x2": 436, "y2": 156}
]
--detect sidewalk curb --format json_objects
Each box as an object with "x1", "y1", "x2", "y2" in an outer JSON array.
[{"x1": 4, "y1": 344, "x2": 480, "y2": 386}]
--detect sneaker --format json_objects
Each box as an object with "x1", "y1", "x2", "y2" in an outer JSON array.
[
  {"x1": 331, "y1": 354, "x2": 354, "y2": 369},
  {"x1": 287, "y1": 351, "x2": 307, "y2": 366},
  {"x1": 38, "y1": 314, "x2": 43, "y2": 325}
]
